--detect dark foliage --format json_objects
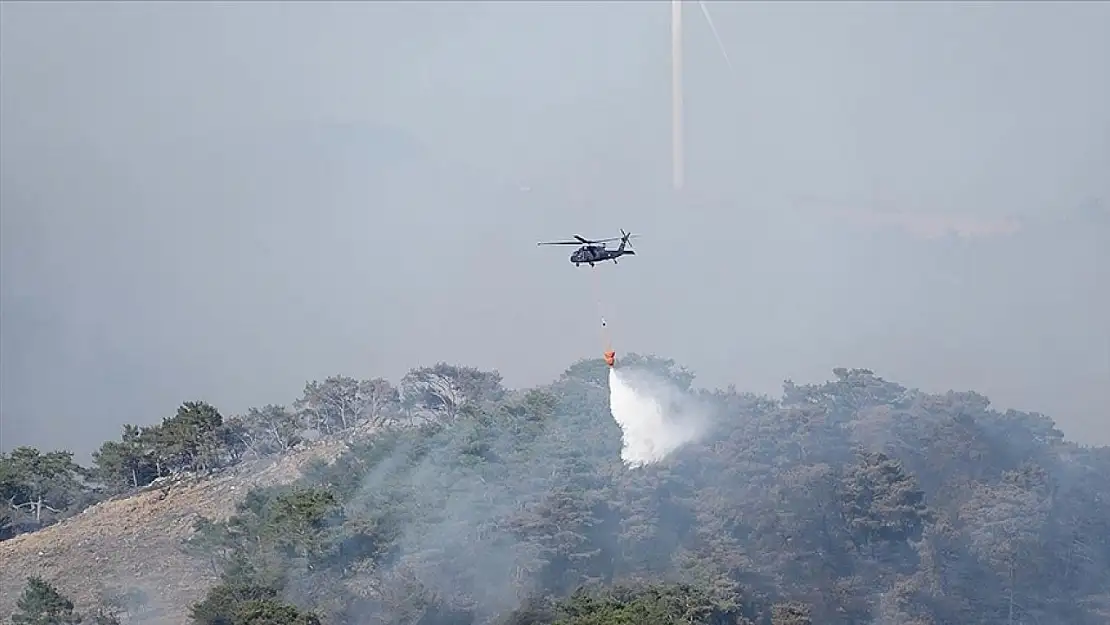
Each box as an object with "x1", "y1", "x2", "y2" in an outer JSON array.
[{"x1": 11, "y1": 576, "x2": 83, "y2": 625}]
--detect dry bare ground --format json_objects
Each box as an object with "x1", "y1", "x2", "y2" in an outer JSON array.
[{"x1": 0, "y1": 439, "x2": 352, "y2": 624}]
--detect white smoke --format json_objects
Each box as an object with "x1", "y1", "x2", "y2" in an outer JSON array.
[{"x1": 607, "y1": 366, "x2": 710, "y2": 467}]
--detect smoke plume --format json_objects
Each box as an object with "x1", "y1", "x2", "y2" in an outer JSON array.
[{"x1": 607, "y1": 366, "x2": 709, "y2": 467}]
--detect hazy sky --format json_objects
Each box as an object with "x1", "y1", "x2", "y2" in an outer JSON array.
[{"x1": 2, "y1": 1, "x2": 1108, "y2": 459}]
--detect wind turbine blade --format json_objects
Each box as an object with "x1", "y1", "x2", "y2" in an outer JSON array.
[{"x1": 698, "y1": 0, "x2": 734, "y2": 72}]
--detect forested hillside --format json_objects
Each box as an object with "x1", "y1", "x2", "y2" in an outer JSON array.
[{"x1": 3, "y1": 355, "x2": 1108, "y2": 625}]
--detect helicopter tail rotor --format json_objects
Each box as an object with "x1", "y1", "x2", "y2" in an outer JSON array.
[{"x1": 619, "y1": 229, "x2": 637, "y2": 250}]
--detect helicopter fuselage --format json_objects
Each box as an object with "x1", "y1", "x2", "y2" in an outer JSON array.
[{"x1": 570, "y1": 245, "x2": 635, "y2": 266}]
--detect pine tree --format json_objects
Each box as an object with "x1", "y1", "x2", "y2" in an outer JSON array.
[{"x1": 11, "y1": 576, "x2": 83, "y2": 624}]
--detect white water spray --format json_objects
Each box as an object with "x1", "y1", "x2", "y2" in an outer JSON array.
[{"x1": 608, "y1": 367, "x2": 710, "y2": 468}]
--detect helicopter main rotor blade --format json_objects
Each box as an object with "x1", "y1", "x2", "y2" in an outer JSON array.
[
  {"x1": 537, "y1": 232, "x2": 631, "y2": 246},
  {"x1": 575, "y1": 235, "x2": 625, "y2": 244}
]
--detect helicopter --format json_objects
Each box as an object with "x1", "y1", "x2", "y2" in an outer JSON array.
[{"x1": 537, "y1": 229, "x2": 639, "y2": 267}]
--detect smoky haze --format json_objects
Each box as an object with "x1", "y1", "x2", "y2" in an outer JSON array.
[{"x1": 1, "y1": 2, "x2": 1107, "y2": 458}]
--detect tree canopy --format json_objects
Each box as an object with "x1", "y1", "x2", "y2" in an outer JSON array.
[{"x1": 4, "y1": 356, "x2": 1108, "y2": 625}]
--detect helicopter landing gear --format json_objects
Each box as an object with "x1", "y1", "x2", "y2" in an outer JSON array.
[{"x1": 575, "y1": 262, "x2": 580, "y2": 267}]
